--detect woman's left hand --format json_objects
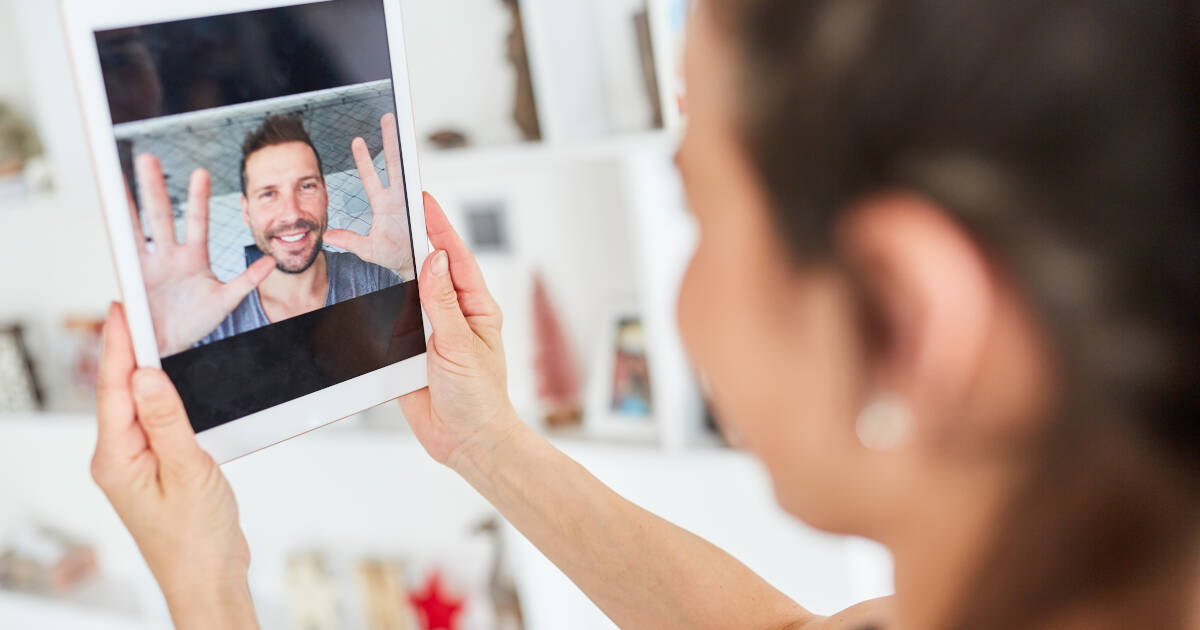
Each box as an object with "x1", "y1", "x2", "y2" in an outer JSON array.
[{"x1": 91, "y1": 303, "x2": 259, "y2": 630}]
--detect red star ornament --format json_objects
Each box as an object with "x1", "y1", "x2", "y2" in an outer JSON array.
[{"x1": 409, "y1": 571, "x2": 464, "y2": 630}]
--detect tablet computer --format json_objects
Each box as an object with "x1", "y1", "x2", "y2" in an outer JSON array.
[{"x1": 61, "y1": 0, "x2": 430, "y2": 463}]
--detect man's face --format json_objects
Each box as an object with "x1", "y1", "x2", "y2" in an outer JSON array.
[{"x1": 241, "y1": 141, "x2": 329, "y2": 274}]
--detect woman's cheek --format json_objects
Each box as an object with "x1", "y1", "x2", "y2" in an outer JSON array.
[
  {"x1": 676, "y1": 238, "x2": 748, "y2": 443},
  {"x1": 676, "y1": 248, "x2": 708, "y2": 372}
]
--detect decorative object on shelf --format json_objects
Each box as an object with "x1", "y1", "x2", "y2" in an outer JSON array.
[
  {"x1": 358, "y1": 558, "x2": 416, "y2": 630},
  {"x1": 647, "y1": 0, "x2": 695, "y2": 130},
  {"x1": 531, "y1": 271, "x2": 582, "y2": 428},
  {"x1": 0, "y1": 102, "x2": 51, "y2": 201},
  {"x1": 633, "y1": 9, "x2": 665, "y2": 129},
  {"x1": 585, "y1": 306, "x2": 658, "y2": 441},
  {"x1": 463, "y1": 199, "x2": 512, "y2": 254},
  {"x1": 286, "y1": 551, "x2": 343, "y2": 630},
  {"x1": 474, "y1": 518, "x2": 525, "y2": 630},
  {"x1": 409, "y1": 571, "x2": 464, "y2": 630},
  {"x1": 428, "y1": 130, "x2": 470, "y2": 150},
  {"x1": 0, "y1": 524, "x2": 97, "y2": 596},
  {"x1": 0, "y1": 324, "x2": 42, "y2": 413},
  {"x1": 500, "y1": 0, "x2": 542, "y2": 141},
  {"x1": 610, "y1": 317, "x2": 653, "y2": 415},
  {"x1": 58, "y1": 316, "x2": 105, "y2": 412}
]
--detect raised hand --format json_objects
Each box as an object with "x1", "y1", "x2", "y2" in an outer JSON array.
[
  {"x1": 92, "y1": 304, "x2": 260, "y2": 630},
  {"x1": 133, "y1": 155, "x2": 275, "y2": 356},
  {"x1": 399, "y1": 193, "x2": 517, "y2": 467},
  {"x1": 324, "y1": 113, "x2": 417, "y2": 277}
]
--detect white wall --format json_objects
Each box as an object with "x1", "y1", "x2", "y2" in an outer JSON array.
[
  {"x1": 0, "y1": 1, "x2": 119, "y2": 409},
  {"x1": 0, "y1": 1, "x2": 116, "y2": 314},
  {"x1": 0, "y1": 0, "x2": 32, "y2": 117},
  {"x1": 401, "y1": 0, "x2": 525, "y2": 149}
]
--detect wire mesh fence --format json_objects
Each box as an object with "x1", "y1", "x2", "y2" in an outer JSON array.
[{"x1": 114, "y1": 80, "x2": 402, "y2": 282}]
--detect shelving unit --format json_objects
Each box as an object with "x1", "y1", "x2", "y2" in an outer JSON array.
[{"x1": 403, "y1": 0, "x2": 707, "y2": 450}]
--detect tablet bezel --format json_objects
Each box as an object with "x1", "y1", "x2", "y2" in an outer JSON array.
[{"x1": 60, "y1": 0, "x2": 431, "y2": 463}]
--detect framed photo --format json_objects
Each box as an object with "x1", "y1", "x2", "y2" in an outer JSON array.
[
  {"x1": 584, "y1": 306, "x2": 656, "y2": 441},
  {"x1": 647, "y1": 0, "x2": 694, "y2": 130}
]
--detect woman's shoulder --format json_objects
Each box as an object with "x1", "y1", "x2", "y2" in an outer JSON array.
[{"x1": 802, "y1": 597, "x2": 894, "y2": 630}]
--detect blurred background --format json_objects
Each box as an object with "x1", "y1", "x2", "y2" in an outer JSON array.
[{"x1": 0, "y1": 0, "x2": 893, "y2": 628}]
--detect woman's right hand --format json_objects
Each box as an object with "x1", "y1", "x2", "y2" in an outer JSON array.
[
  {"x1": 92, "y1": 303, "x2": 258, "y2": 630},
  {"x1": 399, "y1": 193, "x2": 521, "y2": 468}
]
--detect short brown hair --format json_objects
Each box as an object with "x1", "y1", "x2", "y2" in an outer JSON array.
[{"x1": 239, "y1": 114, "x2": 324, "y2": 194}]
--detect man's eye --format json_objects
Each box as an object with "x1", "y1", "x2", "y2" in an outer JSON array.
[{"x1": 259, "y1": 191, "x2": 276, "y2": 200}]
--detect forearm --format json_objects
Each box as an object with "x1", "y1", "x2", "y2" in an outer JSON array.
[
  {"x1": 161, "y1": 574, "x2": 260, "y2": 630},
  {"x1": 451, "y1": 409, "x2": 812, "y2": 630}
]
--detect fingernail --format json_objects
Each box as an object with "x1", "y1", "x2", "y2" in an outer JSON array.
[
  {"x1": 132, "y1": 371, "x2": 163, "y2": 398},
  {"x1": 432, "y1": 250, "x2": 449, "y2": 277}
]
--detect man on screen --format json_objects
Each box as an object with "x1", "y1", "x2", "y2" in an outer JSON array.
[{"x1": 132, "y1": 113, "x2": 417, "y2": 357}]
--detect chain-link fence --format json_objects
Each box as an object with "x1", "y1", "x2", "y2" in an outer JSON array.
[{"x1": 114, "y1": 80, "x2": 402, "y2": 282}]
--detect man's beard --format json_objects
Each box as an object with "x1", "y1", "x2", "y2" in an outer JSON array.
[{"x1": 258, "y1": 219, "x2": 325, "y2": 275}]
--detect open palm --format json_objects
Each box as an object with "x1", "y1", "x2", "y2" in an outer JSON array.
[
  {"x1": 132, "y1": 155, "x2": 275, "y2": 356},
  {"x1": 324, "y1": 113, "x2": 416, "y2": 278}
]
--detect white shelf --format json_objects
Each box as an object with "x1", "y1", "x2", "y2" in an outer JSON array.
[
  {"x1": 0, "y1": 590, "x2": 164, "y2": 630},
  {"x1": 419, "y1": 130, "x2": 678, "y2": 173}
]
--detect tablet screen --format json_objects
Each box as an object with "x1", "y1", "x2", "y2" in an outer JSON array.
[{"x1": 95, "y1": 0, "x2": 426, "y2": 433}]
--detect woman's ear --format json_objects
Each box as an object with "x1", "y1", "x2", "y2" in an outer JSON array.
[{"x1": 836, "y1": 195, "x2": 998, "y2": 444}]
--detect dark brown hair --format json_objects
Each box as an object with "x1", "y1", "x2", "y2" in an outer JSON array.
[
  {"x1": 239, "y1": 114, "x2": 324, "y2": 194},
  {"x1": 708, "y1": 0, "x2": 1199, "y2": 628}
]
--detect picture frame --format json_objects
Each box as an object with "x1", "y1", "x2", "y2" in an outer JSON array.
[
  {"x1": 646, "y1": 0, "x2": 694, "y2": 130},
  {"x1": 584, "y1": 304, "x2": 657, "y2": 442}
]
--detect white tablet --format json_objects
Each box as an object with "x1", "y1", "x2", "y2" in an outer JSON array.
[{"x1": 61, "y1": 0, "x2": 431, "y2": 463}]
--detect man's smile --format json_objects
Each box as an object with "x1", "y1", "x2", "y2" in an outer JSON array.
[{"x1": 273, "y1": 231, "x2": 311, "y2": 247}]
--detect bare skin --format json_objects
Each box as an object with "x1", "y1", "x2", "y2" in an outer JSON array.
[
  {"x1": 324, "y1": 113, "x2": 416, "y2": 275},
  {"x1": 92, "y1": 304, "x2": 258, "y2": 630},
  {"x1": 133, "y1": 156, "x2": 275, "y2": 357}
]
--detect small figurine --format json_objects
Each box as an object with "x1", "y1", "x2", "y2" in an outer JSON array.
[
  {"x1": 409, "y1": 571, "x2": 464, "y2": 630},
  {"x1": 286, "y1": 551, "x2": 342, "y2": 630}
]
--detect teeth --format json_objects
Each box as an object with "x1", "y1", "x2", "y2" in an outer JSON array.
[{"x1": 279, "y1": 233, "x2": 306, "y2": 243}]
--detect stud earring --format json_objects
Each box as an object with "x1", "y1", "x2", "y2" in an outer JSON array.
[{"x1": 856, "y1": 393, "x2": 913, "y2": 451}]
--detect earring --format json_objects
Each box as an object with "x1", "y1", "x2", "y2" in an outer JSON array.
[{"x1": 856, "y1": 393, "x2": 913, "y2": 451}]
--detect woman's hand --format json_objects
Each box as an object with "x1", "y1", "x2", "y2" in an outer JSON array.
[
  {"x1": 399, "y1": 193, "x2": 521, "y2": 468},
  {"x1": 92, "y1": 304, "x2": 259, "y2": 630}
]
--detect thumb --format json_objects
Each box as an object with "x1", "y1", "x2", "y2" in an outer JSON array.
[
  {"x1": 420, "y1": 250, "x2": 475, "y2": 360},
  {"x1": 131, "y1": 369, "x2": 209, "y2": 479},
  {"x1": 219, "y1": 256, "x2": 275, "y2": 313},
  {"x1": 324, "y1": 229, "x2": 370, "y2": 256}
]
